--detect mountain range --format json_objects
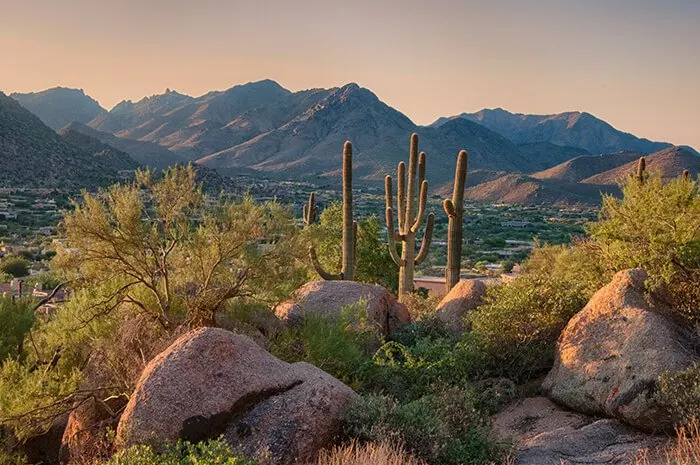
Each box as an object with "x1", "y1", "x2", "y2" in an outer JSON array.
[{"x1": 4, "y1": 80, "x2": 698, "y2": 204}]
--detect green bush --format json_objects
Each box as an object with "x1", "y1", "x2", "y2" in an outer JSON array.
[
  {"x1": 656, "y1": 362, "x2": 700, "y2": 426},
  {"x1": 104, "y1": 438, "x2": 256, "y2": 465},
  {"x1": 589, "y1": 173, "x2": 700, "y2": 320},
  {"x1": 343, "y1": 387, "x2": 503, "y2": 465},
  {"x1": 0, "y1": 298, "x2": 35, "y2": 362},
  {"x1": 0, "y1": 257, "x2": 30, "y2": 279},
  {"x1": 269, "y1": 303, "x2": 380, "y2": 391}
]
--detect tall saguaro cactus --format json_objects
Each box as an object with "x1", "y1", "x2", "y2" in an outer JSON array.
[
  {"x1": 303, "y1": 192, "x2": 318, "y2": 227},
  {"x1": 636, "y1": 157, "x2": 646, "y2": 184},
  {"x1": 443, "y1": 150, "x2": 468, "y2": 292},
  {"x1": 385, "y1": 133, "x2": 435, "y2": 297},
  {"x1": 309, "y1": 141, "x2": 356, "y2": 280}
]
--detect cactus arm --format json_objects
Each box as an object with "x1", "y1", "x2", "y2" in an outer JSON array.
[
  {"x1": 682, "y1": 169, "x2": 690, "y2": 181},
  {"x1": 444, "y1": 198, "x2": 456, "y2": 217},
  {"x1": 385, "y1": 207, "x2": 404, "y2": 266},
  {"x1": 385, "y1": 175, "x2": 401, "y2": 241},
  {"x1": 405, "y1": 134, "x2": 419, "y2": 231},
  {"x1": 309, "y1": 247, "x2": 341, "y2": 280},
  {"x1": 418, "y1": 151, "x2": 426, "y2": 186},
  {"x1": 303, "y1": 192, "x2": 317, "y2": 226},
  {"x1": 411, "y1": 180, "x2": 428, "y2": 233},
  {"x1": 353, "y1": 220, "x2": 358, "y2": 267},
  {"x1": 397, "y1": 161, "x2": 406, "y2": 233},
  {"x1": 636, "y1": 157, "x2": 646, "y2": 183},
  {"x1": 303, "y1": 203, "x2": 309, "y2": 223},
  {"x1": 414, "y1": 213, "x2": 435, "y2": 265}
]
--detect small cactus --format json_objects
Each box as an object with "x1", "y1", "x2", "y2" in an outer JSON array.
[
  {"x1": 309, "y1": 141, "x2": 356, "y2": 280},
  {"x1": 385, "y1": 133, "x2": 435, "y2": 297},
  {"x1": 443, "y1": 150, "x2": 468, "y2": 292},
  {"x1": 303, "y1": 192, "x2": 317, "y2": 227},
  {"x1": 636, "y1": 157, "x2": 646, "y2": 184},
  {"x1": 682, "y1": 169, "x2": 691, "y2": 181}
]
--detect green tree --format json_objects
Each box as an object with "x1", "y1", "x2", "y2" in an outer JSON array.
[
  {"x1": 0, "y1": 256, "x2": 30, "y2": 278},
  {"x1": 305, "y1": 202, "x2": 398, "y2": 292},
  {"x1": 588, "y1": 172, "x2": 700, "y2": 320},
  {"x1": 0, "y1": 297, "x2": 35, "y2": 362},
  {"x1": 55, "y1": 165, "x2": 306, "y2": 328}
]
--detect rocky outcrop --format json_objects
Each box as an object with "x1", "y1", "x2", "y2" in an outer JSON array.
[
  {"x1": 435, "y1": 279, "x2": 487, "y2": 334},
  {"x1": 493, "y1": 397, "x2": 665, "y2": 465},
  {"x1": 116, "y1": 328, "x2": 357, "y2": 464},
  {"x1": 275, "y1": 281, "x2": 410, "y2": 335},
  {"x1": 542, "y1": 269, "x2": 697, "y2": 432}
]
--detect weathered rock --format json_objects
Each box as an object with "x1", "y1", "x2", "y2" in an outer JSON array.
[
  {"x1": 542, "y1": 269, "x2": 697, "y2": 432},
  {"x1": 116, "y1": 328, "x2": 358, "y2": 464},
  {"x1": 435, "y1": 279, "x2": 487, "y2": 334},
  {"x1": 275, "y1": 281, "x2": 410, "y2": 335},
  {"x1": 493, "y1": 397, "x2": 665, "y2": 465},
  {"x1": 60, "y1": 395, "x2": 127, "y2": 463}
]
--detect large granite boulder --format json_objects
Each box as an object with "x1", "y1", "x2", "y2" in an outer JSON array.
[
  {"x1": 542, "y1": 269, "x2": 697, "y2": 432},
  {"x1": 116, "y1": 328, "x2": 358, "y2": 464},
  {"x1": 493, "y1": 397, "x2": 665, "y2": 465},
  {"x1": 434, "y1": 279, "x2": 487, "y2": 334},
  {"x1": 275, "y1": 281, "x2": 410, "y2": 335}
]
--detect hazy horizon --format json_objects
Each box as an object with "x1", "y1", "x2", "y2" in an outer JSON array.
[{"x1": 2, "y1": 0, "x2": 699, "y2": 149}]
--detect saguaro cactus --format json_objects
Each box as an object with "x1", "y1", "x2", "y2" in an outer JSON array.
[
  {"x1": 303, "y1": 192, "x2": 318, "y2": 226},
  {"x1": 385, "y1": 133, "x2": 435, "y2": 297},
  {"x1": 682, "y1": 169, "x2": 690, "y2": 181},
  {"x1": 636, "y1": 157, "x2": 646, "y2": 183},
  {"x1": 443, "y1": 150, "x2": 468, "y2": 292},
  {"x1": 309, "y1": 141, "x2": 356, "y2": 280}
]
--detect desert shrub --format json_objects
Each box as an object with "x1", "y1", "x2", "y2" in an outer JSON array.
[
  {"x1": 0, "y1": 257, "x2": 30, "y2": 279},
  {"x1": 399, "y1": 293, "x2": 442, "y2": 322},
  {"x1": 466, "y1": 242, "x2": 603, "y2": 381},
  {"x1": 269, "y1": 303, "x2": 380, "y2": 390},
  {"x1": 656, "y1": 362, "x2": 700, "y2": 426},
  {"x1": 304, "y1": 202, "x2": 398, "y2": 292},
  {"x1": 343, "y1": 387, "x2": 503, "y2": 465},
  {"x1": 312, "y1": 440, "x2": 427, "y2": 465},
  {"x1": 589, "y1": 173, "x2": 700, "y2": 321},
  {"x1": 0, "y1": 298, "x2": 35, "y2": 362},
  {"x1": 104, "y1": 438, "x2": 256, "y2": 465}
]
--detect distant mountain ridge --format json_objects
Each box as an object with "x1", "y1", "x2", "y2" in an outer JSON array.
[
  {"x1": 434, "y1": 108, "x2": 675, "y2": 155},
  {"x1": 7, "y1": 80, "x2": 698, "y2": 204},
  {"x1": 11, "y1": 87, "x2": 106, "y2": 131},
  {"x1": 0, "y1": 92, "x2": 134, "y2": 189}
]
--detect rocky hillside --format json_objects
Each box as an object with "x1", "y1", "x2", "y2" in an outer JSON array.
[
  {"x1": 58, "y1": 127, "x2": 139, "y2": 173},
  {"x1": 0, "y1": 92, "x2": 130, "y2": 189},
  {"x1": 11, "y1": 87, "x2": 106, "y2": 131},
  {"x1": 435, "y1": 108, "x2": 673, "y2": 155},
  {"x1": 532, "y1": 151, "x2": 643, "y2": 183},
  {"x1": 516, "y1": 142, "x2": 590, "y2": 170},
  {"x1": 582, "y1": 146, "x2": 700, "y2": 185},
  {"x1": 61, "y1": 122, "x2": 185, "y2": 169}
]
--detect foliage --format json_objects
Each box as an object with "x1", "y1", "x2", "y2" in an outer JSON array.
[
  {"x1": 656, "y1": 362, "x2": 700, "y2": 426},
  {"x1": 0, "y1": 257, "x2": 30, "y2": 279},
  {"x1": 306, "y1": 202, "x2": 398, "y2": 292},
  {"x1": 269, "y1": 304, "x2": 379, "y2": 390},
  {"x1": 467, "y1": 242, "x2": 605, "y2": 381},
  {"x1": 343, "y1": 387, "x2": 503, "y2": 465},
  {"x1": 311, "y1": 440, "x2": 427, "y2": 465},
  {"x1": 104, "y1": 438, "x2": 257, "y2": 465},
  {"x1": 588, "y1": 173, "x2": 700, "y2": 320},
  {"x1": 0, "y1": 298, "x2": 35, "y2": 362},
  {"x1": 55, "y1": 165, "x2": 306, "y2": 328}
]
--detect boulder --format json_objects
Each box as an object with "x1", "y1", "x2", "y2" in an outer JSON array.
[
  {"x1": 275, "y1": 281, "x2": 410, "y2": 335},
  {"x1": 116, "y1": 328, "x2": 358, "y2": 464},
  {"x1": 60, "y1": 395, "x2": 127, "y2": 463},
  {"x1": 542, "y1": 269, "x2": 697, "y2": 432},
  {"x1": 434, "y1": 279, "x2": 487, "y2": 334},
  {"x1": 17, "y1": 416, "x2": 67, "y2": 465},
  {"x1": 493, "y1": 397, "x2": 665, "y2": 465}
]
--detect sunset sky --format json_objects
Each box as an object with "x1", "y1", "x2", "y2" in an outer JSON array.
[{"x1": 2, "y1": 0, "x2": 699, "y2": 149}]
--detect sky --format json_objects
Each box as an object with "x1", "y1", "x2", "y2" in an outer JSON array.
[{"x1": 2, "y1": 0, "x2": 699, "y2": 149}]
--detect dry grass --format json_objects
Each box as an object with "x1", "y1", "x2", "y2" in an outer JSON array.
[
  {"x1": 309, "y1": 441, "x2": 427, "y2": 465},
  {"x1": 633, "y1": 419, "x2": 700, "y2": 465}
]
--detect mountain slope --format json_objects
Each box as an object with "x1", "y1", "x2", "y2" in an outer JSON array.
[
  {"x1": 11, "y1": 87, "x2": 106, "y2": 131},
  {"x1": 198, "y1": 84, "x2": 533, "y2": 185},
  {"x1": 582, "y1": 147, "x2": 700, "y2": 185},
  {"x1": 532, "y1": 151, "x2": 643, "y2": 183},
  {"x1": 89, "y1": 80, "x2": 292, "y2": 159},
  {"x1": 61, "y1": 122, "x2": 185, "y2": 168},
  {"x1": 465, "y1": 173, "x2": 618, "y2": 206},
  {"x1": 0, "y1": 92, "x2": 129, "y2": 188},
  {"x1": 516, "y1": 142, "x2": 590, "y2": 171},
  {"x1": 435, "y1": 108, "x2": 674, "y2": 155},
  {"x1": 58, "y1": 126, "x2": 138, "y2": 172}
]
